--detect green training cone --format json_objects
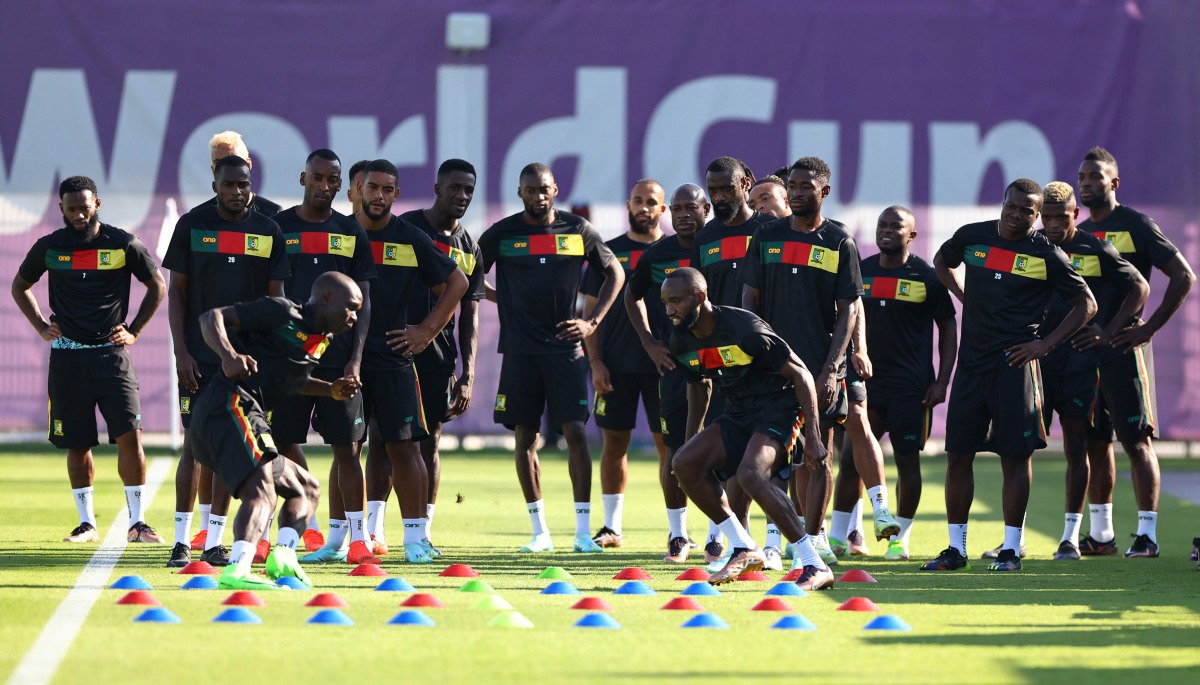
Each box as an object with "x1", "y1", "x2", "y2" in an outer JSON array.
[
  {"x1": 458, "y1": 579, "x2": 496, "y2": 594},
  {"x1": 487, "y1": 611, "x2": 534, "y2": 628},
  {"x1": 537, "y1": 567, "x2": 573, "y2": 580}
]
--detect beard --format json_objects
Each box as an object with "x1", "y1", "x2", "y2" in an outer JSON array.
[
  {"x1": 63, "y1": 212, "x2": 101, "y2": 236},
  {"x1": 362, "y1": 203, "x2": 390, "y2": 222},
  {"x1": 878, "y1": 243, "x2": 903, "y2": 256},
  {"x1": 712, "y1": 198, "x2": 742, "y2": 224},
  {"x1": 1080, "y1": 192, "x2": 1107, "y2": 210},
  {"x1": 628, "y1": 211, "x2": 653, "y2": 235},
  {"x1": 672, "y1": 306, "x2": 701, "y2": 333}
]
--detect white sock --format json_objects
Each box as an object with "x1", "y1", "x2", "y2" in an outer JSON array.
[
  {"x1": 1003, "y1": 525, "x2": 1023, "y2": 552},
  {"x1": 263, "y1": 512, "x2": 274, "y2": 544},
  {"x1": 402, "y1": 518, "x2": 424, "y2": 545},
  {"x1": 345, "y1": 511, "x2": 365, "y2": 543},
  {"x1": 667, "y1": 507, "x2": 688, "y2": 540},
  {"x1": 574, "y1": 502, "x2": 591, "y2": 537},
  {"x1": 307, "y1": 512, "x2": 319, "y2": 531},
  {"x1": 949, "y1": 523, "x2": 968, "y2": 556},
  {"x1": 850, "y1": 498, "x2": 864, "y2": 535},
  {"x1": 367, "y1": 500, "x2": 387, "y2": 540},
  {"x1": 1089, "y1": 502, "x2": 1114, "y2": 542},
  {"x1": 795, "y1": 535, "x2": 826, "y2": 569},
  {"x1": 601, "y1": 493, "x2": 623, "y2": 534},
  {"x1": 830, "y1": 510, "x2": 852, "y2": 542},
  {"x1": 124, "y1": 486, "x2": 144, "y2": 525},
  {"x1": 276, "y1": 527, "x2": 299, "y2": 549},
  {"x1": 707, "y1": 518, "x2": 721, "y2": 544},
  {"x1": 764, "y1": 520, "x2": 782, "y2": 550},
  {"x1": 893, "y1": 516, "x2": 914, "y2": 545},
  {"x1": 717, "y1": 516, "x2": 756, "y2": 550},
  {"x1": 230, "y1": 540, "x2": 255, "y2": 574},
  {"x1": 204, "y1": 515, "x2": 227, "y2": 550},
  {"x1": 198, "y1": 504, "x2": 211, "y2": 528},
  {"x1": 1062, "y1": 513, "x2": 1082, "y2": 545},
  {"x1": 1019, "y1": 513, "x2": 1026, "y2": 547},
  {"x1": 527, "y1": 500, "x2": 548, "y2": 537},
  {"x1": 866, "y1": 485, "x2": 889, "y2": 512},
  {"x1": 426, "y1": 503, "x2": 436, "y2": 537},
  {"x1": 71, "y1": 486, "x2": 96, "y2": 526},
  {"x1": 174, "y1": 512, "x2": 193, "y2": 546},
  {"x1": 1136, "y1": 510, "x2": 1158, "y2": 542},
  {"x1": 326, "y1": 519, "x2": 348, "y2": 549}
]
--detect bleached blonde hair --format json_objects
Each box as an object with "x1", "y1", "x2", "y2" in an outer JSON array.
[
  {"x1": 208, "y1": 130, "x2": 249, "y2": 159},
  {"x1": 1043, "y1": 181, "x2": 1075, "y2": 205}
]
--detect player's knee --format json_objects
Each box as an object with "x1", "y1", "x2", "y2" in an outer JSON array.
[
  {"x1": 1120, "y1": 436, "x2": 1154, "y2": 463},
  {"x1": 560, "y1": 421, "x2": 587, "y2": 446}
]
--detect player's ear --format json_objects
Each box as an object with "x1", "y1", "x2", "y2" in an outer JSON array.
[
  {"x1": 211, "y1": 180, "x2": 218, "y2": 194},
  {"x1": 821, "y1": 184, "x2": 831, "y2": 198},
  {"x1": 1111, "y1": 176, "x2": 1120, "y2": 191},
  {"x1": 94, "y1": 196, "x2": 102, "y2": 211},
  {"x1": 300, "y1": 172, "x2": 307, "y2": 187}
]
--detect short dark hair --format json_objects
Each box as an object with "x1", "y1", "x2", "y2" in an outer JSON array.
[
  {"x1": 213, "y1": 155, "x2": 250, "y2": 176},
  {"x1": 773, "y1": 166, "x2": 791, "y2": 179},
  {"x1": 519, "y1": 162, "x2": 552, "y2": 181},
  {"x1": 789, "y1": 156, "x2": 832, "y2": 185},
  {"x1": 706, "y1": 156, "x2": 747, "y2": 181},
  {"x1": 438, "y1": 158, "x2": 477, "y2": 180},
  {"x1": 1005, "y1": 178, "x2": 1042, "y2": 196},
  {"x1": 306, "y1": 148, "x2": 340, "y2": 165},
  {"x1": 364, "y1": 159, "x2": 398, "y2": 178},
  {"x1": 1084, "y1": 146, "x2": 1119, "y2": 174},
  {"x1": 59, "y1": 175, "x2": 98, "y2": 198},
  {"x1": 348, "y1": 159, "x2": 369, "y2": 180},
  {"x1": 752, "y1": 175, "x2": 785, "y2": 189},
  {"x1": 664, "y1": 266, "x2": 708, "y2": 292}
]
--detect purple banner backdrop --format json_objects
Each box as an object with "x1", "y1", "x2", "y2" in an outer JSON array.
[{"x1": 2, "y1": 1, "x2": 1199, "y2": 439}]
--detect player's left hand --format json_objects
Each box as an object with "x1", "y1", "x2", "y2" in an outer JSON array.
[
  {"x1": 815, "y1": 369, "x2": 838, "y2": 409},
  {"x1": 922, "y1": 380, "x2": 948, "y2": 407},
  {"x1": 330, "y1": 376, "x2": 361, "y2": 400},
  {"x1": 387, "y1": 325, "x2": 434, "y2": 356},
  {"x1": 448, "y1": 375, "x2": 473, "y2": 416},
  {"x1": 222, "y1": 353, "x2": 257, "y2": 381},
  {"x1": 556, "y1": 318, "x2": 597, "y2": 341},
  {"x1": 590, "y1": 359, "x2": 614, "y2": 394},
  {"x1": 1004, "y1": 339, "x2": 1052, "y2": 366},
  {"x1": 343, "y1": 361, "x2": 361, "y2": 381},
  {"x1": 851, "y1": 350, "x2": 873, "y2": 380},
  {"x1": 108, "y1": 324, "x2": 137, "y2": 346},
  {"x1": 1070, "y1": 323, "x2": 1110, "y2": 351},
  {"x1": 802, "y1": 437, "x2": 828, "y2": 471},
  {"x1": 1111, "y1": 320, "x2": 1153, "y2": 351}
]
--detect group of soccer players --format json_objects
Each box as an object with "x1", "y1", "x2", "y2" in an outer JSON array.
[{"x1": 18, "y1": 129, "x2": 1200, "y2": 590}]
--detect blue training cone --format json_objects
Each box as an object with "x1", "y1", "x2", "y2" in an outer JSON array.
[
  {"x1": 134, "y1": 607, "x2": 181, "y2": 624},
  {"x1": 542, "y1": 581, "x2": 581, "y2": 595},
  {"x1": 771, "y1": 615, "x2": 817, "y2": 631},
  {"x1": 681, "y1": 613, "x2": 729, "y2": 629},
  {"x1": 275, "y1": 576, "x2": 309, "y2": 590},
  {"x1": 308, "y1": 609, "x2": 354, "y2": 626},
  {"x1": 765, "y1": 582, "x2": 806, "y2": 597},
  {"x1": 613, "y1": 581, "x2": 656, "y2": 595},
  {"x1": 575, "y1": 613, "x2": 621, "y2": 629},
  {"x1": 213, "y1": 607, "x2": 262, "y2": 624},
  {"x1": 181, "y1": 576, "x2": 219, "y2": 590},
  {"x1": 110, "y1": 575, "x2": 152, "y2": 590},
  {"x1": 376, "y1": 578, "x2": 416, "y2": 592},
  {"x1": 680, "y1": 582, "x2": 721, "y2": 597},
  {"x1": 864, "y1": 615, "x2": 912, "y2": 631},
  {"x1": 388, "y1": 610, "x2": 436, "y2": 626}
]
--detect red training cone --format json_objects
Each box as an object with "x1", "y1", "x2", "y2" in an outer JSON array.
[
  {"x1": 737, "y1": 570, "x2": 769, "y2": 581},
  {"x1": 661, "y1": 597, "x2": 704, "y2": 611},
  {"x1": 675, "y1": 568, "x2": 711, "y2": 581},
  {"x1": 401, "y1": 593, "x2": 445, "y2": 608},
  {"x1": 349, "y1": 563, "x2": 387, "y2": 577},
  {"x1": 782, "y1": 568, "x2": 803, "y2": 582},
  {"x1": 222, "y1": 591, "x2": 265, "y2": 607},
  {"x1": 836, "y1": 569, "x2": 878, "y2": 583},
  {"x1": 571, "y1": 597, "x2": 615, "y2": 611},
  {"x1": 116, "y1": 591, "x2": 160, "y2": 606},
  {"x1": 439, "y1": 563, "x2": 480, "y2": 578},
  {"x1": 613, "y1": 567, "x2": 652, "y2": 580},
  {"x1": 837, "y1": 597, "x2": 881, "y2": 612},
  {"x1": 176, "y1": 561, "x2": 218, "y2": 575},
  {"x1": 305, "y1": 592, "x2": 348, "y2": 608},
  {"x1": 751, "y1": 597, "x2": 794, "y2": 612}
]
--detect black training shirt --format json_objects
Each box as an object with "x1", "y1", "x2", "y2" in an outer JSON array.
[
  {"x1": 691, "y1": 212, "x2": 774, "y2": 307},
  {"x1": 213, "y1": 296, "x2": 328, "y2": 410},
  {"x1": 627, "y1": 234, "x2": 694, "y2": 345},
  {"x1": 582, "y1": 233, "x2": 662, "y2": 374}
]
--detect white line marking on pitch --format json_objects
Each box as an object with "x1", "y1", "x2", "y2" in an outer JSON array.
[{"x1": 5, "y1": 457, "x2": 173, "y2": 685}]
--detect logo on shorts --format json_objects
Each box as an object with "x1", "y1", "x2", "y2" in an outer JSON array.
[
  {"x1": 354, "y1": 417, "x2": 364, "y2": 425},
  {"x1": 1014, "y1": 256, "x2": 1028, "y2": 272},
  {"x1": 179, "y1": 397, "x2": 191, "y2": 414},
  {"x1": 495, "y1": 394, "x2": 507, "y2": 411},
  {"x1": 660, "y1": 418, "x2": 669, "y2": 434},
  {"x1": 53, "y1": 420, "x2": 63, "y2": 436},
  {"x1": 595, "y1": 396, "x2": 607, "y2": 416}
]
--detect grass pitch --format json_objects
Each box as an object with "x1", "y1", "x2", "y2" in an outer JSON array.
[{"x1": 2, "y1": 444, "x2": 1199, "y2": 684}]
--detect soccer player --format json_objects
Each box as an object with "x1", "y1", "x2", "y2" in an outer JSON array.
[
  {"x1": 345, "y1": 159, "x2": 368, "y2": 215},
  {"x1": 162, "y1": 155, "x2": 290, "y2": 568},
  {"x1": 401, "y1": 159, "x2": 485, "y2": 550},
  {"x1": 829, "y1": 206, "x2": 957, "y2": 561},
  {"x1": 693, "y1": 156, "x2": 775, "y2": 563},
  {"x1": 1076, "y1": 147, "x2": 1195, "y2": 558},
  {"x1": 12, "y1": 176, "x2": 166, "y2": 543},
  {"x1": 190, "y1": 272, "x2": 363, "y2": 590},
  {"x1": 664, "y1": 267, "x2": 834, "y2": 590},
  {"x1": 191, "y1": 131, "x2": 282, "y2": 216},
  {"x1": 355, "y1": 159, "x2": 467, "y2": 563},
  {"x1": 269, "y1": 149, "x2": 378, "y2": 565},
  {"x1": 922, "y1": 178, "x2": 1095, "y2": 572},
  {"x1": 625, "y1": 184, "x2": 708, "y2": 562},
  {"x1": 478, "y1": 162, "x2": 623, "y2": 553},
  {"x1": 748, "y1": 176, "x2": 790, "y2": 219},
  {"x1": 582, "y1": 178, "x2": 668, "y2": 549},
  {"x1": 742, "y1": 157, "x2": 901, "y2": 565},
  {"x1": 1036, "y1": 181, "x2": 1147, "y2": 560}
]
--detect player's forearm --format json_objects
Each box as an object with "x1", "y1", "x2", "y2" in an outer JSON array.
[
  {"x1": 821, "y1": 299, "x2": 856, "y2": 371},
  {"x1": 624, "y1": 288, "x2": 659, "y2": 347},
  {"x1": 935, "y1": 318, "x2": 957, "y2": 384},
  {"x1": 167, "y1": 277, "x2": 190, "y2": 351},
  {"x1": 787, "y1": 361, "x2": 823, "y2": 446},
  {"x1": 582, "y1": 294, "x2": 604, "y2": 362},
  {"x1": 300, "y1": 378, "x2": 335, "y2": 396},
  {"x1": 585, "y1": 267, "x2": 625, "y2": 324},
  {"x1": 11, "y1": 278, "x2": 51, "y2": 333},
  {"x1": 347, "y1": 283, "x2": 371, "y2": 370},
  {"x1": 1103, "y1": 277, "x2": 1149, "y2": 339},
  {"x1": 199, "y1": 309, "x2": 238, "y2": 361},
  {"x1": 850, "y1": 300, "x2": 867, "y2": 356},
  {"x1": 740, "y1": 285, "x2": 761, "y2": 313},
  {"x1": 457, "y1": 299, "x2": 480, "y2": 381},
  {"x1": 1043, "y1": 291, "x2": 1097, "y2": 350},
  {"x1": 1143, "y1": 265, "x2": 1195, "y2": 334},
  {"x1": 933, "y1": 255, "x2": 965, "y2": 303},
  {"x1": 128, "y1": 272, "x2": 166, "y2": 337},
  {"x1": 420, "y1": 271, "x2": 469, "y2": 337},
  {"x1": 684, "y1": 381, "x2": 711, "y2": 440}
]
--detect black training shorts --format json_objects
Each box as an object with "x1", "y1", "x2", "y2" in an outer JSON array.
[
  {"x1": 47, "y1": 346, "x2": 141, "y2": 449},
  {"x1": 945, "y1": 361, "x2": 1046, "y2": 457},
  {"x1": 269, "y1": 366, "x2": 367, "y2": 445},
  {"x1": 494, "y1": 351, "x2": 590, "y2": 431},
  {"x1": 1089, "y1": 345, "x2": 1158, "y2": 443},
  {"x1": 594, "y1": 371, "x2": 661, "y2": 433},
  {"x1": 362, "y1": 365, "x2": 428, "y2": 442}
]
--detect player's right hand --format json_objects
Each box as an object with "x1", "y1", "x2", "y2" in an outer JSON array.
[
  {"x1": 176, "y1": 350, "x2": 201, "y2": 392},
  {"x1": 644, "y1": 340, "x2": 676, "y2": 374},
  {"x1": 330, "y1": 376, "x2": 361, "y2": 400},
  {"x1": 221, "y1": 354, "x2": 257, "y2": 381},
  {"x1": 1070, "y1": 323, "x2": 1109, "y2": 351},
  {"x1": 39, "y1": 321, "x2": 62, "y2": 342},
  {"x1": 816, "y1": 369, "x2": 837, "y2": 409},
  {"x1": 590, "y1": 359, "x2": 614, "y2": 394},
  {"x1": 802, "y1": 439, "x2": 828, "y2": 471}
]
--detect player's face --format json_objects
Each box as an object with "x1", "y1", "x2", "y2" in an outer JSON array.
[
  {"x1": 1041, "y1": 201, "x2": 1078, "y2": 245},
  {"x1": 60, "y1": 190, "x2": 100, "y2": 234},
  {"x1": 435, "y1": 170, "x2": 476, "y2": 220},
  {"x1": 627, "y1": 182, "x2": 666, "y2": 235},
  {"x1": 347, "y1": 171, "x2": 364, "y2": 210},
  {"x1": 301, "y1": 157, "x2": 342, "y2": 212},
  {"x1": 662, "y1": 279, "x2": 702, "y2": 332},
  {"x1": 706, "y1": 169, "x2": 748, "y2": 224},
  {"x1": 213, "y1": 166, "x2": 252, "y2": 214},
  {"x1": 876, "y1": 209, "x2": 915, "y2": 255},
  {"x1": 318, "y1": 287, "x2": 363, "y2": 336},
  {"x1": 519, "y1": 172, "x2": 557, "y2": 220},
  {"x1": 1077, "y1": 160, "x2": 1118, "y2": 209},
  {"x1": 360, "y1": 171, "x2": 399, "y2": 221},
  {"x1": 750, "y1": 183, "x2": 789, "y2": 218},
  {"x1": 1000, "y1": 187, "x2": 1041, "y2": 236},
  {"x1": 787, "y1": 168, "x2": 829, "y2": 218},
  {"x1": 670, "y1": 191, "x2": 709, "y2": 239}
]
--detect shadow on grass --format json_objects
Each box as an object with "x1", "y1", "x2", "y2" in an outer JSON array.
[{"x1": 866, "y1": 624, "x2": 1200, "y2": 649}]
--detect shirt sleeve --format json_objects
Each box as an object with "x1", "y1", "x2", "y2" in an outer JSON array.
[
  {"x1": 161, "y1": 214, "x2": 193, "y2": 274},
  {"x1": 17, "y1": 237, "x2": 50, "y2": 284},
  {"x1": 740, "y1": 313, "x2": 793, "y2": 371},
  {"x1": 232, "y1": 296, "x2": 292, "y2": 332},
  {"x1": 478, "y1": 224, "x2": 499, "y2": 274},
  {"x1": 835, "y1": 236, "x2": 864, "y2": 300},
  {"x1": 581, "y1": 220, "x2": 615, "y2": 272},
  {"x1": 1046, "y1": 245, "x2": 1089, "y2": 301},
  {"x1": 938, "y1": 225, "x2": 968, "y2": 269},
  {"x1": 264, "y1": 221, "x2": 291, "y2": 281},
  {"x1": 464, "y1": 242, "x2": 486, "y2": 302},
  {"x1": 628, "y1": 246, "x2": 655, "y2": 299},
  {"x1": 410, "y1": 225, "x2": 458, "y2": 287},
  {"x1": 741, "y1": 230, "x2": 764, "y2": 290},
  {"x1": 1134, "y1": 213, "x2": 1181, "y2": 269},
  {"x1": 926, "y1": 272, "x2": 957, "y2": 323},
  {"x1": 348, "y1": 223, "x2": 378, "y2": 282},
  {"x1": 125, "y1": 236, "x2": 159, "y2": 283},
  {"x1": 1098, "y1": 241, "x2": 1141, "y2": 292}
]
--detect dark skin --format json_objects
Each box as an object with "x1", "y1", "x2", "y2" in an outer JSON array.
[
  {"x1": 169, "y1": 163, "x2": 285, "y2": 520},
  {"x1": 705, "y1": 168, "x2": 754, "y2": 227},
  {"x1": 10, "y1": 189, "x2": 167, "y2": 503},
  {"x1": 662, "y1": 276, "x2": 825, "y2": 546},
  {"x1": 1078, "y1": 159, "x2": 1195, "y2": 515}
]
